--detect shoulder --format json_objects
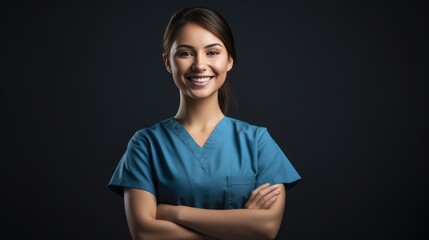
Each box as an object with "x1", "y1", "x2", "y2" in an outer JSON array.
[
  {"x1": 129, "y1": 118, "x2": 171, "y2": 143},
  {"x1": 226, "y1": 117, "x2": 268, "y2": 139}
]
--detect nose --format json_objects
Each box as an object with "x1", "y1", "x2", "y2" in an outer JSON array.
[{"x1": 191, "y1": 53, "x2": 207, "y2": 72}]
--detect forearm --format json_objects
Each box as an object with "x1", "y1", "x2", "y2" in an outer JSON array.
[
  {"x1": 157, "y1": 185, "x2": 286, "y2": 240},
  {"x1": 123, "y1": 188, "x2": 218, "y2": 240},
  {"x1": 129, "y1": 217, "x2": 218, "y2": 240},
  {"x1": 175, "y1": 207, "x2": 281, "y2": 240}
]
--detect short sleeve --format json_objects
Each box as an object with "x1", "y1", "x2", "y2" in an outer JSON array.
[
  {"x1": 107, "y1": 130, "x2": 156, "y2": 197},
  {"x1": 256, "y1": 128, "x2": 301, "y2": 189}
]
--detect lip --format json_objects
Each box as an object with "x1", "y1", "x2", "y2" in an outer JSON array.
[{"x1": 185, "y1": 75, "x2": 215, "y2": 88}]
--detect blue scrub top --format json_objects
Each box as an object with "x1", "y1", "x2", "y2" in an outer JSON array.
[{"x1": 108, "y1": 116, "x2": 301, "y2": 209}]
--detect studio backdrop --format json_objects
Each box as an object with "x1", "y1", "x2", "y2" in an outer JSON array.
[{"x1": 2, "y1": 1, "x2": 428, "y2": 239}]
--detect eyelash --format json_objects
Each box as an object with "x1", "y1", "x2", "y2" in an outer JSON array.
[
  {"x1": 179, "y1": 51, "x2": 193, "y2": 57},
  {"x1": 178, "y1": 51, "x2": 220, "y2": 57},
  {"x1": 207, "y1": 51, "x2": 219, "y2": 56}
]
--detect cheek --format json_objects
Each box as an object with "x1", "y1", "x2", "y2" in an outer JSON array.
[
  {"x1": 211, "y1": 58, "x2": 230, "y2": 73},
  {"x1": 172, "y1": 58, "x2": 190, "y2": 72}
]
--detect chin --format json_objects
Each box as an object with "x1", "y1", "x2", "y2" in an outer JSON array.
[{"x1": 187, "y1": 89, "x2": 219, "y2": 100}]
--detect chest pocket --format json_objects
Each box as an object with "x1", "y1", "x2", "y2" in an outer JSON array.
[{"x1": 226, "y1": 176, "x2": 256, "y2": 209}]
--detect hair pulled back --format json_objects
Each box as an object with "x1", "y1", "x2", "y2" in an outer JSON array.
[{"x1": 163, "y1": 7, "x2": 237, "y2": 114}]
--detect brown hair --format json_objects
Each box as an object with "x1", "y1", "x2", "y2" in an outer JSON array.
[{"x1": 162, "y1": 7, "x2": 237, "y2": 114}]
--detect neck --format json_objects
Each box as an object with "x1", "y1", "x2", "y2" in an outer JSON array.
[{"x1": 174, "y1": 91, "x2": 224, "y2": 128}]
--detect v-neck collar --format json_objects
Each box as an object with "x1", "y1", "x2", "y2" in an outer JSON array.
[{"x1": 165, "y1": 116, "x2": 229, "y2": 169}]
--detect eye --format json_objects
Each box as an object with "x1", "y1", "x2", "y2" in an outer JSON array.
[
  {"x1": 207, "y1": 51, "x2": 219, "y2": 56},
  {"x1": 178, "y1": 51, "x2": 193, "y2": 57}
]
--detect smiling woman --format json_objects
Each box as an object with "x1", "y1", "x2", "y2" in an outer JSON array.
[
  {"x1": 107, "y1": 7, "x2": 301, "y2": 240},
  {"x1": 164, "y1": 22, "x2": 233, "y2": 104}
]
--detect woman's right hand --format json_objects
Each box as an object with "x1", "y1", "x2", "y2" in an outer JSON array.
[{"x1": 244, "y1": 183, "x2": 281, "y2": 209}]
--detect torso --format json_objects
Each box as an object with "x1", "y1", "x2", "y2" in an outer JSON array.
[
  {"x1": 112, "y1": 116, "x2": 300, "y2": 209},
  {"x1": 157, "y1": 116, "x2": 261, "y2": 209}
]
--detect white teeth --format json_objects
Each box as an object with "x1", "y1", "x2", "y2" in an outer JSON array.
[{"x1": 190, "y1": 77, "x2": 211, "y2": 82}]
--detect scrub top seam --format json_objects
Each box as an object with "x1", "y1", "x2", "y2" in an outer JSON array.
[
  {"x1": 164, "y1": 118, "x2": 206, "y2": 170},
  {"x1": 165, "y1": 117, "x2": 230, "y2": 169},
  {"x1": 199, "y1": 116, "x2": 230, "y2": 168}
]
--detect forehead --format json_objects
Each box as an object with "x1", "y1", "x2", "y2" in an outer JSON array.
[{"x1": 173, "y1": 23, "x2": 223, "y2": 47}]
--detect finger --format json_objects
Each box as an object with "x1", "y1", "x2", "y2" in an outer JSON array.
[
  {"x1": 254, "y1": 187, "x2": 279, "y2": 208},
  {"x1": 258, "y1": 184, "x2": 279, "y2": 197},
  {"x1": 245, "y1": 183, "x2": 270, "y2": 208},
  {"x1": 260, "y1": 195, "x2": 278, "y2": 209},
  {"x1": 253, "y1": 185, "x2": 279, "y2": 204},
  {"x1": 247, "y1": 184, "x2": 279, "y2": 208},
  {"x1": 256, "y1": 188, "x2": 281, "y2": 209},
  {"x1": 247, "y1": 183, "x2": 270, "y2": 203}
]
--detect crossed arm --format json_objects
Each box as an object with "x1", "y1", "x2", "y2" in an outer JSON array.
[{"x1": 123, "y1": 183, "x2": 286, "y2": 240}]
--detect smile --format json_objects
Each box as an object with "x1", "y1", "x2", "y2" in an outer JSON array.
[
  {"x1": 187, "y1": 76, "x2": 214, "y2": 83},
  {"x1": 185, "y1": 76, "x2": 215, "y2": 87}
]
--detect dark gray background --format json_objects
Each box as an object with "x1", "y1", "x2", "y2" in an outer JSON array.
[{"x1": 2, "y1": 0, "x2": 428, "y2": 239}]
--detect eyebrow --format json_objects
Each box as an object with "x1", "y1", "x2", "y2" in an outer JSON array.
[{"x1": 175, "y1": 43, "x2": 223, "y2": 50}]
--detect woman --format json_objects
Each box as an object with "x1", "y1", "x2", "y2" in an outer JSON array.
[{"x1": 108, "y1": 7, "x2": 301, "y2": 240}]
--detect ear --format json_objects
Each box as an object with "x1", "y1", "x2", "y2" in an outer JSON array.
[
  {"x1": 162, "y1": 53, "x2": 172, "y2": 73},
  {"x1": 227, "y1": 56, "x2": 234, "y2": 71}
]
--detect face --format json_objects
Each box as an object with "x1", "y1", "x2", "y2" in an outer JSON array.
[{"x1": 163, "y1": 23, "x2": 233, "y2": 100}]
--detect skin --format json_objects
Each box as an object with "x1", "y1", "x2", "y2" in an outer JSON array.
[
  {"x1": 124, "y1": 23, "x2": 286, "y2": 240},
  {"x1": 163, "y1": 22, "x2": 233, "y2": 142}
]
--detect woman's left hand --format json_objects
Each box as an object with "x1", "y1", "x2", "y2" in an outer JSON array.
[{"x1": 244, "y1": 183, "x2": 281, "y2": 209}]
